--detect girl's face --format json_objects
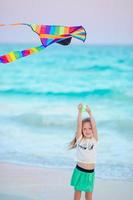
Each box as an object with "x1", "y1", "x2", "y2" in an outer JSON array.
[{"x1": 82, "y1": 122, "x2": 93, "y2": 138}]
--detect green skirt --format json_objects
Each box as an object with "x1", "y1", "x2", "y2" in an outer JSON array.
[{"x1": 70, "y1": 165, "x2": 95, "y2": 192}]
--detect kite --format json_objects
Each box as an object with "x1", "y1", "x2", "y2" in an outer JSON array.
[{"x1": 0, "y1": 23, "x2": 86, "y2": 64}]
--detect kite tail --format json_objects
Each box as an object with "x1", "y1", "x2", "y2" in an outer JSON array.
[{"x1": 0, "y1": 45, "x2": 45, "y2": 64}]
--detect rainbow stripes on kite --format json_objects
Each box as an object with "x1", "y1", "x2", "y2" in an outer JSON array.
[{"x1": 0, "y1": 23, "x2": 86, "y2": 64}]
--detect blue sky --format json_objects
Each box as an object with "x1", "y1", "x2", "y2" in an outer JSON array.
[{"x1": 0, "y1": 0, "x2": 133, "y2": 44}]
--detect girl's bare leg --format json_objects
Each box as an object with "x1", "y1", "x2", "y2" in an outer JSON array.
[
  {"x1": 85, "y1": 192, "x2": 92, "y2": 200},
  {"x1": 74, "y1": 190, "x2": 82, "y2": 200}
]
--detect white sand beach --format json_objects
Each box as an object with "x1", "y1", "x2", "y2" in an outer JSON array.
[{"x1": 0, "y1": 162, "x2": 133, "y2": 200}]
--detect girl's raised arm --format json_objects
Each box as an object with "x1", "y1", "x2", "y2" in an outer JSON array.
[
  {"x1": 86, "y1": 105, "x2": 98, "y2": 141},
  {"x1": 76, "y1": 104, "x2": 82, "y2": 140}
]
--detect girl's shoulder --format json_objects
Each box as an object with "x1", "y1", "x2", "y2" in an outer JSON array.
[
  {"x1": 91, "y1": 137, "x2": 98, "y2": 144},
  {"x1": 76, "y1": 135, "x2": 83, "y2": 143}
]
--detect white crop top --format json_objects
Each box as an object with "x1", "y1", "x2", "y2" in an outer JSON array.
[{"x1": 76, "y1": 136, "x2": 97, "y2": 164}]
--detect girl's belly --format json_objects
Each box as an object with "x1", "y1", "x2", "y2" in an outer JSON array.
[{"x1": 77, "y1": 162, "x2": 95, "y2": 170}]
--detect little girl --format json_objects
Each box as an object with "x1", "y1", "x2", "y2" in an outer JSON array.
[{"x1": 69, "y1": 103, "x2": 98, "y2": 200}]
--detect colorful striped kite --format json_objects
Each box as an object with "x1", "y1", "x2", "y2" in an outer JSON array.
[{"x1": 0, "y1": 23, "x2": 86, "y2": 64}]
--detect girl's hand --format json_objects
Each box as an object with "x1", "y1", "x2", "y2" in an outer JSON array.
[
  {"x1": 86, "y1": 105, "x2": 92, "y2": 114},
  {"x1": 78, "y1": 103, "x2": 83, "y2": 112}
]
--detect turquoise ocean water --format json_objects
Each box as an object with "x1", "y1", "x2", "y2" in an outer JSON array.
[{"x1": 0, "y1": 44, "x2": 133, "y2": 180}]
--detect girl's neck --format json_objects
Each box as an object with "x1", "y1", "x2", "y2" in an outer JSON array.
[{"x1": 84, "y1": 136, "x2": 93, "y2": 139}]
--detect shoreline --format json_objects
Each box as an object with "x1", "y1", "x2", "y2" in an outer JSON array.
[
  {"x1": 1, "y1": 160, "x2": 133, "y2": 182},
  {"x1": 0, "y1": 162, "x2": 133, "y2": 200}
]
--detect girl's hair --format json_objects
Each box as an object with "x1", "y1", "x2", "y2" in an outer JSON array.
[{"x1": 68, "y1": 117, "x2": 91, "y2": 149}]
